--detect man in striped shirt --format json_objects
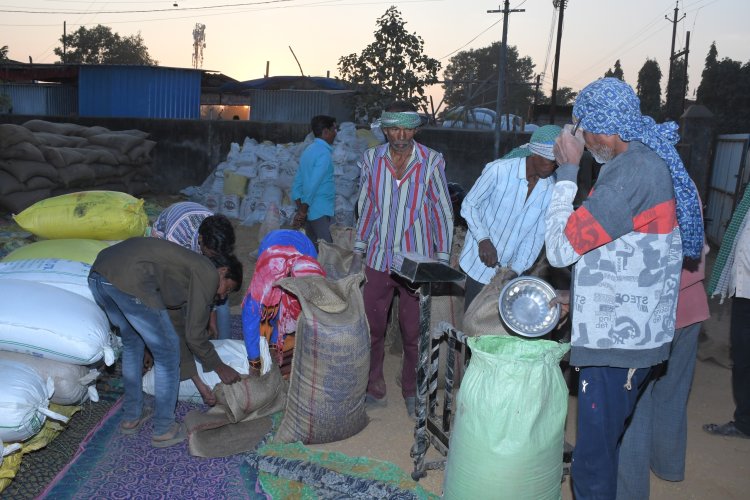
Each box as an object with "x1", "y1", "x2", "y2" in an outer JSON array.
[
  {"x1": 459, "y1": 125, "x2": 562, "y2": 311},
  {"x1": 349, "y1": 101, "x2": 453, "y2": 419}
]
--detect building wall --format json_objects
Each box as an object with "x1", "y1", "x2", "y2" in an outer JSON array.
[
  {"x1": 246, "y1": 90, "x2": 355, "y2": 124},
  {"x1": 0, "y1": 83, "x2": 77, "y2": 116},
  {"x1": 78, "y1": 66, "x2": 201, "y2": 119},
  {"x1": 0, "y1": 114, "x2": 538, "y2": 194}
]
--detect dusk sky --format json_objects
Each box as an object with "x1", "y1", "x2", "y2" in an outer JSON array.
[{"x1": 2, "y1": 0, "x2": 748, "y2": 113}]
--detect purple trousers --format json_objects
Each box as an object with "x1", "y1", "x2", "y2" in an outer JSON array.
[{"x1": 364, "y1": 266, "x2": 420, "y2": 400}]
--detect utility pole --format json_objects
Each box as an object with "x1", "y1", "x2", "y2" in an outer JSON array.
[
  {"x1": 488, "y1": 1, "x2": 525, "y2": 158},
  {"x1": 671, "y1": 30, "x2": 691, "y2": 116},
  {"x1": 665, "y1": 1, "x2": 685, "y2": 117},
  {"x1": 549, "y1": 0, "x2": 568, "y2": 125},
  {"x1": 63, "y1": 21, "x2": 67, "y2": 63}
]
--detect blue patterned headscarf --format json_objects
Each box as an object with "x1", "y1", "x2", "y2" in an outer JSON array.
[{"x1": 573, "y1": 77, "x2": 703, "y2": 259}]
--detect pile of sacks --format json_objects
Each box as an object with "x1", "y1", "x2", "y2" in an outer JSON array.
[
  {"x1": 0, "y1": 120, "x2": 154, "y2": 213},
  {"x1": 183, "y1": 122, "x2": 382, "y2": 229},
  {"x1": 0, "y1": 190, "x2": 149, "y2": 490}
]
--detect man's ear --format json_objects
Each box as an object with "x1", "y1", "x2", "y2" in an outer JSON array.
[{"x1": 218, "y1": 266, "x2": 229, "y2": 279}]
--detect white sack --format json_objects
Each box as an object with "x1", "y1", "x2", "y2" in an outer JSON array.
[
  {"x1": 0, "y1": 258, "x2": 93, "y2": 302},
  {"x1": 0, "y1": 359, "x2": 69, "y2": 443},
  {"x1": 0, "y1": 351, "x2": 99, "y2": 405},
  {"x1": 142, "y1": 339, "x2": 270, "y2": 402},
  {"x1": 0, "y1": 280, "x2": 117, "y2": 366}
]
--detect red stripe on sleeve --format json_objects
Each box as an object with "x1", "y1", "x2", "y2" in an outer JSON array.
[
  {"x1": 564, "y1": 206, "x2": 613, "y2": 254},
  {"x1": 632, "y1": 199, "x2": 678, "y2": 234}
]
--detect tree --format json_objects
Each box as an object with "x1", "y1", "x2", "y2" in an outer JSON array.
[
  {"x1": 537, "y1": 86, "x2": 578, "y2": 107},
  {"x1": 0, "y1": 45, "x2": 8, "y2": 61},
  {"x1": 337, "y1": 7, "x2": 440, "y2": 121},
  {"x1": 604, "y1": 59, "x2": 625, "y2": 80},
  {"x1": 441, "y1": 42, "x2": 536, "y2": 117},
  {"x1": 54, "y1": 25, "x2": 156, "y2": 65},
  {"x1": 696, "y1": 43, "x2": 750, "y2": 133},
  {"x1": 664, "y1": 58, "x2": 688, "y2": 121},
  {"x1": 636, "y1": 59, "x2": 662, "y2": 119}
]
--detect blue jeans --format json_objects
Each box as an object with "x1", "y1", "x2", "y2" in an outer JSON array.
[
  {"x1": 215, "y1": 301, "x2": 232, "y2": 340},
  {"x1": 616, "y1": 323, "x2": 700, "y2": 500},
  {"x1": 88, "y1": 271, "x2": 180, "y2": 435},
  {"x1": 572, "y1": 365, "x2": 652, "y2": 500}
]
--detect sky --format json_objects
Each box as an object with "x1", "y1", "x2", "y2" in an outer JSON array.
[{"x1": 2, "y1": 0, "x2": 749, "y2": 115}]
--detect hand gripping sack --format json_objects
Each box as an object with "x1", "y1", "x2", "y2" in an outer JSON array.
[
  {"x1": 0, "y1": 360, "x2": 69, "y2": 443},
  {"x1": 443, "y1": 336, "x2": 570, "y2": 500},
  {"x1": 0, "y1": 280, "x2": 116, "y2": 366},
  {"x1": 274, "y1": 273, "x2": 369, "y2": 445},
  {"x1": 13, "y1": 190, "x2": 148, "y2": 240}
]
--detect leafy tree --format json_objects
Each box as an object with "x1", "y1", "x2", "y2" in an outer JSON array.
[
  {"x1": 54, "y1": 25, "x2": 156, "y2": 65},
  {"x1": 0, "y1": 45, "x2": 8, "y2": 61},
  {"x1": 604, "y1": 59, "x2": 625, "y2": 80},
  {"x1": 696, "y1": 43, "x2": 750, "y2": 133},
  {"x1": 441, "y1": 42, "x2": 536, "y2": 117},
  {"x1": 636, "y1": 59, "x2": 662, "y2": 119},
  {"x1": 537, "y1": 86, "x2": 578, "y2": 107},
  {"x1": 664, "y1": 58, "x2": 688, "y2": 121},
  {"x1": 337, "y1": 7, "x2": 440, "y2": 121}
]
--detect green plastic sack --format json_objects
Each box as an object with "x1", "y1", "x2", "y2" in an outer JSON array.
[{"x1": 443, "y1": 336, "x2": 570, "y2": 500}]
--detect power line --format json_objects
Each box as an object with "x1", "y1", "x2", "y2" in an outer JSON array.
[{"x1": 438, "y1": 19, "x2": 501, "y2": 61}]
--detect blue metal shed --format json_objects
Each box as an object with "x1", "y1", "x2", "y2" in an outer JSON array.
[{"x1": 78, "y1": 65, "x2": 201, "y2": 119}]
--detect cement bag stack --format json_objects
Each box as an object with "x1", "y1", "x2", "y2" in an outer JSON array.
[
  {"x1": 0, "y1": 280, "x2": 118, "y2": 367},
  {"x1": 0, "y1": 360, "x2": 69, "y2": 443},
  {"x1": 0, "y1": 121, "x2": 154, "y2": 213},
  {"x1": 184, "y1": 122, "x2": 371, "y2": 229}
]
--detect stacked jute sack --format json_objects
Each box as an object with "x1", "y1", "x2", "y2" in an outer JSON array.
[
  {"x1": 183, "y1": 122, "x2": 383, "y2": 229},
  {"x1": 0, "y1": 120, "x2": 154, "y2": 213}
]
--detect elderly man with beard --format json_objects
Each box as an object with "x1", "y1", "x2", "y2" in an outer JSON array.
[{"x1": 544, "y1": 77, "x2": 704, "y2": 498}]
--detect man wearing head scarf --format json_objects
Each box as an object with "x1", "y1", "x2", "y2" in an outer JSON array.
[
  {"x1": 544, "y1": 77, "x2": 703, "y2": 498},
  {"x1": 348, "y1": 100, "x2": 453, "y2": 419},
  {"x1": 459, "y1": 124, "x2": 562, "y2": 310}
]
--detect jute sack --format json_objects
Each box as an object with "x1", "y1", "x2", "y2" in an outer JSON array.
[
  {"x1": 329, "y1": 224, "x2": 356, "y2": 250},
  {"x1": 463, "y1": 250, "x2": 551, "y2": 338},
  {"x1": 316, "y1": 239, "x2": 353, "y2": 280},
  {"x1": 183, "y1": 367, "x2": 285, "y2": 458},
  {"x1": 462, "y1": 268, "x2": 516, "y2": 337},
  {"x1": 274, "y1": 273, "x2": 369, "y2": 445}
]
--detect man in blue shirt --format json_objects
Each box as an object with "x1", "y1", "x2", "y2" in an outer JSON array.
[{"x1": 291, "y1": 115, "x2": 337, "y2": 249}]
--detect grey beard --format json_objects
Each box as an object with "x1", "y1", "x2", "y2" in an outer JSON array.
[{"x1": 589, "y1": 146, "x2": 615, "y2": 164}]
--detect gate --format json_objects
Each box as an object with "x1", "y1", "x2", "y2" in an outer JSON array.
[{"x1": 705, "y1": 134, "x2": 750, "y2": 245}]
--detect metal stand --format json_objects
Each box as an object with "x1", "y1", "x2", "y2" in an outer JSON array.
[{"x1": 389, "y1": 252, "x2": 465, "y2": 481}]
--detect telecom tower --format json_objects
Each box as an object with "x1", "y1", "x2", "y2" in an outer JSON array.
[{"x1": 192, "y1": 23, "x2": 206, "y2": 69}]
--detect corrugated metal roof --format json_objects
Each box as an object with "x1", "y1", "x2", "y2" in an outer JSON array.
[
  {"x1": 246, "y1": 89, "x2": 355, "y2": 124},
  {"x1": 0, "y1": 83, "x2": 77, "y2": 116},
  {"x1": 78, "y1": 65, "x2": 201, "y2": 119}
]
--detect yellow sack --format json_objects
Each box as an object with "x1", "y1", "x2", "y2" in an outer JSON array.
[
  {"x1": 223, "y1": 172, "x2": 249, "y2": 197},
  {"x1": 13, "y1": 191, "x2": 148, "y2": 240},
  {"x1": 2, "y1": 239, "x2": 111, "y2": 264},
  {"x1": 356, "y1": 128, "x2": 383, "y2": 148}
]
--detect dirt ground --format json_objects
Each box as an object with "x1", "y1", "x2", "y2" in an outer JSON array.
[{"x1": 227, "y1": 222, "x2": 750, "y2": 498}]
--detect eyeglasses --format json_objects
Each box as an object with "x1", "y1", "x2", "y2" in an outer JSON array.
[{"x1": 571, "y1": 119, "x2": 581, "y2": 136}]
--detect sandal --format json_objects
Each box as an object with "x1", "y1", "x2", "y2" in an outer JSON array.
[
  {"x1": 703, "y1": 421, "x2": 750, "y2": 439},
  {"x1": 151, "y1": 423, "x2": 186, "y2": 448},
  {"x1": 119, "y1": 408, "x2": 153, "y2": 435}
]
